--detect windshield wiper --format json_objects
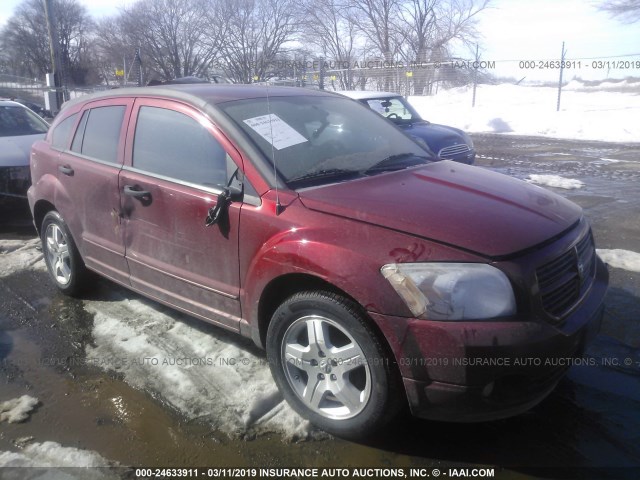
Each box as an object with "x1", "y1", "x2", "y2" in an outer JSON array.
[
  {"x1": 287, "y1": 168, "x2": 361, "y2": 187},
  {"x1": 361, "y1": 153, "x2": 431, "y2": 175}
]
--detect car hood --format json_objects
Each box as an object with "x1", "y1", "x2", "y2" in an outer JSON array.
[
  {"x1": 0, "y1": 134, "x2": 44, "y2": 167},
  {"x1": 298, "y1": 161, "x2": 582, "y2": 258},
  {"x1": 398, "y1": 121, "x2": 466, "y2": 150}
]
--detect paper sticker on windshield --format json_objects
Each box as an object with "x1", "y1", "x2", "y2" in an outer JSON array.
[{"x1": 243, "y1": 114, "x2": 307, "y2": 150}]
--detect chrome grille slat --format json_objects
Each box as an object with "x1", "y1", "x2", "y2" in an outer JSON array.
[
  {"x1": 536, "y1": 231, "x2": 596, "y2": 320},
  {"x1": 537, "y1": 254, "x2": 576, "y2": 290},
  {"x1": 438, "y1": 144, "x2": 470, "y2": 159}
]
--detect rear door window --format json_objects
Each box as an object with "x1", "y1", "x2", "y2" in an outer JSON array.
[{"x1": 73, "y1": 106, "x2": 125, "y2": 163}]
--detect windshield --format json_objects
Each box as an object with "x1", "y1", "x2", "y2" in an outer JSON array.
[
  {"x1": 361, "y1": 97, "x2": 424, "y2": 124},
  {"x1": 219, "y1": 95, "x2": 434, "y2": 189},
  {"x1": 0, "y1": 105, "x2": 49, "y2": 137}
]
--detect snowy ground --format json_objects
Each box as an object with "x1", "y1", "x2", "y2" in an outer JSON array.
[
  {"x1": 0, "y1": 441, "x2": 113, "y2": 468},
  {"x1": 597, "y1": 249, "x2": 640, "y2": 273},
  {"x1": 0, "y1": 395, "x2": 115, "y2": 473},
  {"x1": 0, "y1": 239, "x2": 313, "y2": 444},
  {"x1": 0, "y1": 240, "x2": 314, "y2": 472},
  {"x1": 84, "y1": 293, "x2": 313, "y2": 440},
  {"x1": 526, "y1": 174, "x2": 585, "y2": 190},
  {"x1": 0, "y1": 395, "x2": 38, "y2": 424},
  {"x1": 409, "y1": 79, "x2": 640, "y2": 143}
]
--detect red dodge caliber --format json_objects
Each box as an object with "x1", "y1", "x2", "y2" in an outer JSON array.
[{"x1": 28, "y1": 85, "x2": 608, "y2": 438}]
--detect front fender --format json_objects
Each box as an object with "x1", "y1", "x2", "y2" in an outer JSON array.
[{"x1": 239, "y1": 198, "x2": 482, "y2": 346}]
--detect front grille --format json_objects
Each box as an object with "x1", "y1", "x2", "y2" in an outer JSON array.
[
  {"x1": 536, "y1": 231, "x2": 596, "y2": 320},
  {"x1": 438, "y1": 144, "x2": 470, "y2": 159}
]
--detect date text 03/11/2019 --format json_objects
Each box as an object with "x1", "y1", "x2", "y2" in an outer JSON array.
[
  {"x1": 134, "y1": 467, "x2": 497, "y2": 478},
  {"x1": 518, "y1": 60, "x2": 640, "y2": 69}
]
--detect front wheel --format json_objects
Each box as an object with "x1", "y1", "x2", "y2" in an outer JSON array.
[
  {"x1": 41, "y1": 211, "x2": 88, "y2": 296},
  {"x1": 266, "y1": 291, "x2": 403, "y2": 438}
]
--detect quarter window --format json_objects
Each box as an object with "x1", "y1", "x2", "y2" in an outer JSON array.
[
  {"x1": 51, "y1": 113, "x2": 78, "y2": 149},
  {"x1": 132, "y1": 106, "x2": 227, "y2": 188}
]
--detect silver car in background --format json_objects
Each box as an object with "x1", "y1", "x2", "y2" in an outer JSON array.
[{"x1": 0, "y1": 99, "x2": 49, "y2": 200}]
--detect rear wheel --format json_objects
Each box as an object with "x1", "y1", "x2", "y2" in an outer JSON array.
[
  {"x1": 266, "y1": 291, "x2": 403, "y2": 438},
  {"x1": 41, "y1": 211, "x2": 88, "y2": 296}
]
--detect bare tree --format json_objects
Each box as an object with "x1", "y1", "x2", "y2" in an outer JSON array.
[
  {"x1": 298, "y1": 0, "x2": 361, "y2": 89},
  {"x1": 95, "y1": 17, "x2": 158, "y2": 84},
  {"x1": 346, "y1": 0, "x2": 407, "y2": 91},
  {"x1": 348, "y1": 0, "x2": 402, "y2": 60},
  {"x1": 599, "y1": 0, "x2": 640, "y2": 22},
  {"x1": 0, "y1": 0, "x2": 94, "y2": 84},
  {"x1": 399, "y1": 0, "x2": 489, "y2": 94},
  {"x1": 98, "y1": 0, "x2": 227, "y2": 82},
  {"x1": 217, "y1": 0, "x2": 298, "y2": 83}
]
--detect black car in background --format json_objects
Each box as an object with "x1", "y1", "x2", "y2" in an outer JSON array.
[{"x1": 338, "y1": 90, "x2": 475, "y2": 165}]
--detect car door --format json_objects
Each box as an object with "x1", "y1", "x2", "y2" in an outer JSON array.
[
  {"x1": 56, "y1": 99, "x2": 133, "y2": 286},
  {"x1": 119, "y1": 98, "x2": 242, "y2": 330}
]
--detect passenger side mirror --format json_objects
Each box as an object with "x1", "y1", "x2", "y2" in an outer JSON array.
[{"x1": 205, "y1": 185, "x2": 243, "y2": 227}]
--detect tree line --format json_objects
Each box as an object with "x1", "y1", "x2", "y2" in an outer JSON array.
[{"x1": 0, "y1": 0, "x2": 490, "y2": 93}]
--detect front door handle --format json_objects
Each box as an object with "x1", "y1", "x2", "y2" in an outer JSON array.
[
  {"x1": 123, "y1": 185, "x2": 151, "y2": 200},
  {"x1": 58, "y1": 165, "x2": 74, "y2": 176}
]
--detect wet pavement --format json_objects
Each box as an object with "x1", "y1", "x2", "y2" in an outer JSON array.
[{"x1": 1, "y1": 134, "x2": 639, "y2": 479}]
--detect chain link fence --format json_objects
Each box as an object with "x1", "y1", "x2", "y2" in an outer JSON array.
[{"x1": 2, "y1": 52, "x2": 639, "y2": 117}]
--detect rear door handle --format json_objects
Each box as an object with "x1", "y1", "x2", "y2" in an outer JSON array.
[
  {"x1": 123, "y1": 185, "x2": 151, "y2": 199},
  {"x1": 58, "y1": 165, "x2": 74, "y2": 176}
]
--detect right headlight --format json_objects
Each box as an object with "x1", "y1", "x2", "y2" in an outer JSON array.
[{"x1": 381, "y1": 263, "x2": 516, "y2": 321}]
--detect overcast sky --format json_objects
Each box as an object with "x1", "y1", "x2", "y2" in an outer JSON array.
[
  {"x1": 1, "y1": 0, "x2": 639, "y2": 82},
  {"x1": 472, "y1": 0, "x2": 640, "y2": 81}
]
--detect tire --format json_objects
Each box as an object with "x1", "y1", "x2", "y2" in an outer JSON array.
[
  {"x1": 266, "y1": 291, "x2": 403, "y2": 438},
  {"x1": 41, "y1": 211, "x2": 88, "y2": 296}
]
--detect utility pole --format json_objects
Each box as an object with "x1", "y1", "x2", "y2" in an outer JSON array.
[
  {"x1": 472, "y1": 44, "x2": 479, "y2": 108},
  {"x1": 319, "y1": 58, "x2": 325, "y2": 90},
  {"x1": 134, "y1": 48, "x2": 143, "y2": 86},
  {"x1": 557, "y1": 41, "x2": 566, "y2": 112},
  {"x1": 42, "y1": 0, "x2": 64, "y2": 111}
]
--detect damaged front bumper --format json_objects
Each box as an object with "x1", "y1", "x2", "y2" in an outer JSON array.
[{"x1": 370, "y1": 256, "x2": 608, "y2": 422}]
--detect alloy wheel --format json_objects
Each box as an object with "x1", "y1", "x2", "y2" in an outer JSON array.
[
  {"x1": 45, "y1": 223, "x2": 72, "y2": 285},
  {"x1": 281, "y1": 314, "x2": 371, "y2": 420}
]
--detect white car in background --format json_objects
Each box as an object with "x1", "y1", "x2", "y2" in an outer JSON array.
[{"x1": 0, "y1": 99, "x2": 49, "y2": 200}]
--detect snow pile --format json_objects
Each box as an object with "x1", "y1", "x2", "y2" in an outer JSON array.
[
  {"x1": 597, "y1": 249, "x2": 640, "y2": 273},
  {"x1": 563, "y1": 78, "x2": 640, "y2": 92},
  {"x1": 83, "y1": 294, "x2": 315, "y2": 441},
  {"x1": 0, "y1": 239, "x2": 314, "y2": 440},
  {"x1": 526, "y1": 174, "x2": 584, "y2": 189},
  {"x1": 0, "y1": 441, "x2": 118, "y2": 479},
  {"x1": 409, "y1": 82, "x2": 640, "y2": 142},
  {"x1": 0, "y1": 395, "x2": 39, "y2": 423},
  {"x1": 0, "y1": 238, "x2": 45, "y2": 277}
]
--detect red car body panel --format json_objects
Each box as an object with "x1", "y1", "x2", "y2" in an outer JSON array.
[
  {"x1": 28, "y1": 85, "x2": 608, "y2": 423},
  {"x1": 299, "y1": 161, "x2": 583, "y2": 258}
]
